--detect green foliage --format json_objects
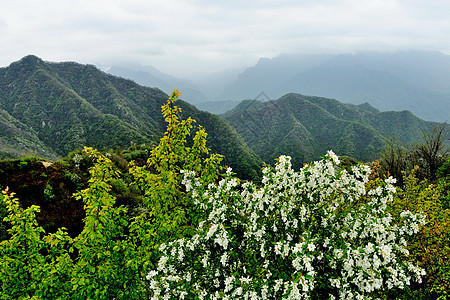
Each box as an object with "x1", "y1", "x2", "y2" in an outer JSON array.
[
  {"x1": 0, "y1": 86, "x2": 443, "y2": 299},
  {"x1": 378, "y1": 137, "x2": 410, "y2": 187},
  {"x1": 0, "y1": 188, "x2": 65, "y2": 299},
  {"x1": 414, "y1": 123, "x2": 449, "y2": 180},
  {"x1": 388, "y1": 170, "x2": 450, "y2": 299},
  {"x1": 18, "y1": 160, "x2": 28, "y2": 169},
  {"x1": 70, "y1": 147, "x2": 142, "y2": 299},
  {"x1": 437, "y1": 158, "x2": 450, "y2": 179},
  {"x1": 129, "y1": 90, "x2": 223, "y2": 243},
  {"x1": 337, "y1": 155, "x2": 359, "y2": 170},
  {"x1": 0, "y1": 108, "x2": 58, "y2": 161},
  {"x1": 379, "y1": 123, "x2": 449, "y2": 187},
  {"x1": 43, "y1": 182, "x2": 55, "y2": 202},
  {"x1": 0, "y1": 149, "x2": 146, "y2": 299},
  {"x1": 0, "y1": 189, "x2": 6, "y2": 242},
  {"x1": 437, "y1": 164, "x2": 450, "y2": 210}
]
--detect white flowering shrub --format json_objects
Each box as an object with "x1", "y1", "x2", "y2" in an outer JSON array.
[{"x1": 146, "y1": 151, "x2": 426, "y2": 299}]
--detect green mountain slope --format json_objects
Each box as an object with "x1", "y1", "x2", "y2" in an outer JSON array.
[
  {"x1": 223, "y1": 93, "x2": 437, "y2": 169},
  {"x1": 0, "y1": 55, "x2": 262, "y2": 179},
  {"x1": 0, "y1": 109, "x2": 57, "y2": 159}
]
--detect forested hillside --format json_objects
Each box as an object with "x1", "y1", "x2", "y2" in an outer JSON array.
[
  {"x1": 223, "y1": 93, "x2": 437, "y2": 170},
  {"x1": 0, "y1": 56, "x2": 449, "y2": 300},
  {"x1": 1, "y1": 95, "x2": 448, "y2": 298},
  {"x1": 0, "y1": 55, "x2": 261, "y2": 179}
]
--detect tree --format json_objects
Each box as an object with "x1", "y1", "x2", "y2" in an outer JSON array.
[
  {"x1": 415, "y1": 123, "x2": 448, "y2": 180},
  {"x1": 0, "y1": 90, "x2": 224, "y2": 299},
  {"x1": 129, "y1": 89, "x2": 223, "y2": 243},
  {"x1": 379, "y1": 137, "x2": 409, "y2": 187}
]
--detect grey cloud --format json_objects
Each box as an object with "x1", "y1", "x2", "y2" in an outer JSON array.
[{"x1": 1, "y1": 0, "x2": 450, "y2": 76}]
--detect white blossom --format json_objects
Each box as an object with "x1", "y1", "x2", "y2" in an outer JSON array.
[{"x1": 145, "y1": 151, "x2": 425, "y2": 299}]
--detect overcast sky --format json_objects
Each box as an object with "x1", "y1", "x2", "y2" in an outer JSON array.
[{"x1": 1, "y1": 0, "x2": 450, "y2": 78}]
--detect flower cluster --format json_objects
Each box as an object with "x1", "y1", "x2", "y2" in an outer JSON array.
[{"x1": 146, "y1": 151, "x2": 425, "y2": 299}]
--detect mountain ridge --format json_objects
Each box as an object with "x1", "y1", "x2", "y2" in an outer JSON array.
[{"x1": 107, "y1": 65, "x2": 208, "y2": 104}]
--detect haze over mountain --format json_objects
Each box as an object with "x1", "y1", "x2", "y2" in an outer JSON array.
[
  {"x1": 106, "y1": 64, "x2": 244, "y2": 114},
  {"x1": 220, "y1": 50, "x2": 450, "y2": 122},
  {"x1": 108, "y1": 50, "x2": 450, "y2": 122},
  {"x1": 106, "y1": 64, "x2": 208, "y2": 104}
]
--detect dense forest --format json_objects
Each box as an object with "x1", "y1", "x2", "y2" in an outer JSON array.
[{"x1": 0, "y1": 57, "x2": 449, "y2": 299}]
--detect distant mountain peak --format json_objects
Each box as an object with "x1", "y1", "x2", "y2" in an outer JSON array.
[
  {"x1": 357, "y1": 102, "x2": 379, "y2": 113},
  {"x1": 256, "y1": 57, "x2": 271, "y2": 64}
]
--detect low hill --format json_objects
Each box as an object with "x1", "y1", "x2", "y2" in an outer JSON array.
[{"x1": 0, "y1": 109, "x2": 57, "y2": 160}]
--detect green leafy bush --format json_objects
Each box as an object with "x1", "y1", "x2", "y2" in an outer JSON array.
[
  {"x1": 388, "y1": 170, "x2": 450, "y2": 299},
  {"x1": 437, "y1": 158, "x2": 450, "y2": 179},
  {"x1": 129, "y1": 90, "x2": 223, "y2": 244},
  {"x1": 0, "y1": 188, "x2": 7, "y2": 241}
]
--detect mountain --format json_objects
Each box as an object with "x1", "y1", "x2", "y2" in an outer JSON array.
[
  {"x1": 104, "y1": 51, "x2": 450, "y2": 122},
  {"x1": 273, "y1": 62, "x2": 449, "y2": 122},
  {"x1": 223, "y1": 93, "x2": 437, "y2": 170},
  {"x1": 0, "y1": 55, "x2": 262, "y2": 180},
  {"x1": 195, "y1": 67, "x2": 245, "y2": 101},
  {"x1": 108, "y1": 63, "x2": 245, "y2": 103},
  {"x1": 107, "y1": 64, "x2": 208, "y2": 104},
  {"x1": 217, "y1": 54, "x2": 333, "y2": 101},
  {"x1": 0, "y1": 55, "x2": 443, "y2": 179},
  {"x1": 218, "y1": 51, "x2": 450, "y2": 122}
]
